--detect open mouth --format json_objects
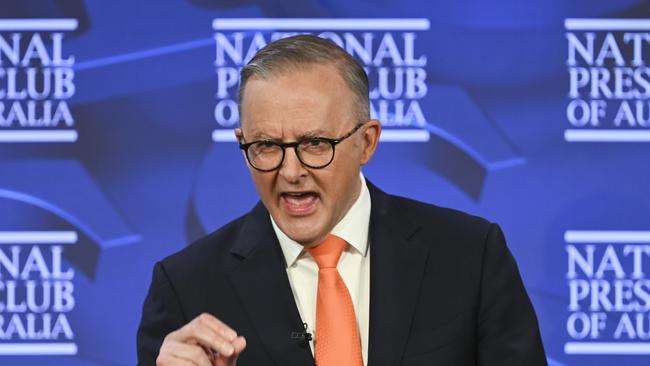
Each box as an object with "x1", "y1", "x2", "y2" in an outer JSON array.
[{"x1": 280, "y1": 191, "x2": 320, "y2": 215}]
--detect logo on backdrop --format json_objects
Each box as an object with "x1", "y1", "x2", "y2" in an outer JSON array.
[
  {"x1": 212, "y1": 18, "x2": 431, "y2": 143},
  {"x1": 0, "y1": 18, "x2": 78, "y2": 143},
  {"x1": 565, "y1": 230, "x2": 650, "y2": 355},
  {"x1": 565, "y1": 18, "x2": 650, "y2": 143},
  {"x1": 0, "y1": 231, "x2": 77, "y2": 355}
]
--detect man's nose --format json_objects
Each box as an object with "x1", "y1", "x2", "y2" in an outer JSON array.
[{"x1": 278, "y1": 147, "x2": 307, "y2": 182}]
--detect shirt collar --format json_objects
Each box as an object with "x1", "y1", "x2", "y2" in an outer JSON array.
[{"x1": 271, "y1": 173, "x2": 371, "y2": 268}]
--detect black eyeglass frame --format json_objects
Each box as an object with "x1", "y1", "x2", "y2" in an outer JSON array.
[{"x1": 239, "y1": 122, "x2": 366, "y2": 172}]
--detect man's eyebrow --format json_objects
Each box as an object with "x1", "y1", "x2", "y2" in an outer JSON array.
[
  {"x1": 249, "y1": 132, "x2": 279, "y2": 140},
  {"x1": 298, "y1": 129, "x2": 328, "y2": 139},
  {"x1": 249, "y1": 129, "x2": 330, "y2": 141}
]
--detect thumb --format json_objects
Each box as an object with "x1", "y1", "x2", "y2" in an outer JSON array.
[{"x1": 213, "y1": 336, "x2": 246, "y2": 366}]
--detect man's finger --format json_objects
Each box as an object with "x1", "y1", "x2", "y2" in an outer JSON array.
[
  {"x1": 164, "y1": 341, "x2": 213, "y2": 366},
  {"x1": 231, "y1": 336, "x2": 246, "y2": 355},
  {"x1": 156, "y1": 353, "x2": 198, "y2": 366},
  {"x1": 195, "y1": 313, "x2": 238, "y2": 341},
  {"x1": 213, "y1": 336, "x2": 247, "y2": 366},
  {"x1": 175, "y1": 320, "x2": 236, "y2": 357},
  {"x1": 160, "y1": 314, "x2": 245, "y2": 364}
]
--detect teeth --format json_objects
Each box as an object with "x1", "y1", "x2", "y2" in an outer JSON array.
[{"x1": 282, "y1": 191, "x2": 318, "y2": 213}]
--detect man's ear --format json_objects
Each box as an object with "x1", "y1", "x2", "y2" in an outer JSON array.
[
  {"x1": 360, "y1": 120, "x2": 381, "y2": 165},
  {"x1": 235, "y1": 128, "x2": 242, "y2": 142},
  {"x1": 235, "y1": 128, "x2": 251, "y2": 166}
]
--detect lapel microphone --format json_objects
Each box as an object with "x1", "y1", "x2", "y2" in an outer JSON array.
[{"x1": 290, "y1": 322, "x2": 312, "y2": 343}]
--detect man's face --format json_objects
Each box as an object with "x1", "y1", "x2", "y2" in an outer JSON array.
[{"x1": 237, "y1": 63, "x2": 380, "y2": 247}]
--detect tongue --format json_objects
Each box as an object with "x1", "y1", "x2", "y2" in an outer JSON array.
[{"x1": 283, "y1": 193, "x2": 317, "y2": 210}]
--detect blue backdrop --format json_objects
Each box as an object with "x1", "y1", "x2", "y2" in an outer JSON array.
[{"x1": 1, "y1": 1, "x2": 650, "y2": 365}]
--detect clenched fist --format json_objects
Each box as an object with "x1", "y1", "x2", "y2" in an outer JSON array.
[{"x1": 156, "y1": 313, "x2": 246, "y2": 366}]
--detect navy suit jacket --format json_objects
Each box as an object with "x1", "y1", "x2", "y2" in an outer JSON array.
[{"x1": 137, "y1": 182, "x2": 547, "y2": 365}]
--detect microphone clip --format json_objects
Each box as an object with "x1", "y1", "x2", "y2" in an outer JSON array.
[{"x1": 290, "y1": 323, "x2": 312, "y2": 342}]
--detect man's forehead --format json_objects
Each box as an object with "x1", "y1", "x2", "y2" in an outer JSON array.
[
  {"x1": 239, "y1": 64, "x2": 355, "y2": 139},
  {"x1": 247, "y1": 127, "x2": 330, "y2": 140},
  {"x1": 240, "y1": 114, "x2": 354, "y2": 142},
  {"x1": 243, "y1": 117, "x2": 336, "y2": 139}
]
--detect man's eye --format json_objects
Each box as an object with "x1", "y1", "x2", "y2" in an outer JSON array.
[
  {"x1": 253, "y1": 141, "x2": 278, "y2": 153},
  {"x1": 307, "y1": 139, "x2": 324, "y2": 146},
  {"x1": 301, "y1": 139, "x2": 329, "y2": 152}
]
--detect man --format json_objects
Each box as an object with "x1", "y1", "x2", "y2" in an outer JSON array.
[{"x1": 137, "y1": 35, "x2": 547, "y2": 366}]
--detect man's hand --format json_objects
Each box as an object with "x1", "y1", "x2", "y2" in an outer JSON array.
[{"x1": 156, "y1": 313, "x2": 247, "y2": 366}]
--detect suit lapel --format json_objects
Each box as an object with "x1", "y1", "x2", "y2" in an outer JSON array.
[
  {"x1": 366, "y1": 183, "x2": 430, "y2": 366},
  {"x1": 226, "y1": 203, "x2": 315, "y2": 366},
  {"x1": 222, "y1": 182, "x2": 430, "y2": 366}
]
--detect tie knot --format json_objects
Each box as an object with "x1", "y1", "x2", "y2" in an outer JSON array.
[{"x1": 308, "y1": 235, "x2": 347, "y2": 269}]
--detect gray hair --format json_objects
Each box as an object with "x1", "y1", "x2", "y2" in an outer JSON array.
[{"x1": 237, "y1": 34, "x2": 370, "y2": 124}]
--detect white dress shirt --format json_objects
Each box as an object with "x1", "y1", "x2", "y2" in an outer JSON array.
[{"x1": 271, "y1": 173, "x2": 371, "y2": 365}]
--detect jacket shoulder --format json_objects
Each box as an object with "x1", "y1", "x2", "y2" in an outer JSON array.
[{"x1": 387, "y1": 193, "x2": 493, "y2": 236}]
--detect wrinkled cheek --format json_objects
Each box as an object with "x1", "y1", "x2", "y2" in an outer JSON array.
[{"x1": 251, "y1": 176, "x2": 275, "y2": 202}]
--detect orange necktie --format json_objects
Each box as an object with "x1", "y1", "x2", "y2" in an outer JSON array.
[{"x1": 307, "y1": 235, "x2": 363, "y2": 366}]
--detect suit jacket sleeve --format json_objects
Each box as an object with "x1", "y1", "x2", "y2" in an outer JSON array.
[
  {"x1": 477, "y1": 224, "x2": 547, "y2": 366},
  {"x1": 136, "y1": 261, "x2": 187, "y2": 366}
]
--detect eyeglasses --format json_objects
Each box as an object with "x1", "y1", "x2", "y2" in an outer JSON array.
[{"x1": 239, "y1": 123, "x2": 365, "y2": 172}]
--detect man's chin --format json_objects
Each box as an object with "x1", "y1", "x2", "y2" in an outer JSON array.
[
  {"x1": 284, "y1": 230, "x2": 320, "y2": 246},
  {"x1": 276, "y1": 221, "x2": 325, "y2": 246}
]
